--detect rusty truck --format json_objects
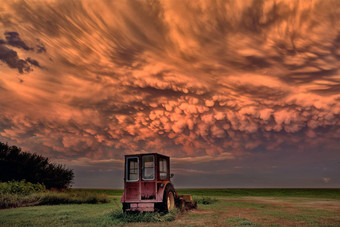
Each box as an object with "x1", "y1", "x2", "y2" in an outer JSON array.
[{"x1": 121, "y1": 153, "x2": 196, "y2": 212}]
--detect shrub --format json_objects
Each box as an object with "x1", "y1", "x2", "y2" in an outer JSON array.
[{"x1": 0, "y1": 180, "x2": 45, "y2": 196}]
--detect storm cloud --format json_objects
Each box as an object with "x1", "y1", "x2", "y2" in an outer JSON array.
[
  {"x1": 4, "y1": 31, "x2": 33, "y2": 51},
  {"x1": 0, "y1": 0, "x2": 339, "y2": 187},
  {"x1": 0, "y1": 31, "x2": 41, "y2": 73}
]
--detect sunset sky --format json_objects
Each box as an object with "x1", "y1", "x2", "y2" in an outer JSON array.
[{"x1": 0, "y1": 0, "x2": 339, "y2": 188}]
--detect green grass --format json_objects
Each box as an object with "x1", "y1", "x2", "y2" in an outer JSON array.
[
  {"x1": 226, "y1": 217, "x2": 255, "y2": 226},
  {"x1": 0, "y1": 200, "x2": 178, "y2": 227},
  {"x1": 0, "y1": 203, "x2": 119, "y2": 227}
]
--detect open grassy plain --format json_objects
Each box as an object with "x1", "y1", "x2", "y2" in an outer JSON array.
[{"x1": 1, "y1": 189, "x2": 339, "y2": 226}]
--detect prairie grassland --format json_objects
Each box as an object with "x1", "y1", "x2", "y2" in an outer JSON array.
[
  {"x1": 71, "y1": 188, "x2": 124, "y2": 197},
  {"x1": 0, "y1": 189, "x2": 339, "y2": 226},
  {"x1": 72, "y1": 188, "x2": 340, "y2": 199}
]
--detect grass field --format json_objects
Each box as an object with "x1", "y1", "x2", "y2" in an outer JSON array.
[{"x1": 1, "y1": 188, "x2": 339, "y2": 226}]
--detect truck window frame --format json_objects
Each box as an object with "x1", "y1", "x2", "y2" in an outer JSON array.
[
  {"x1": 126, "y1": 156, "x2": 139, "y2": 182},
  {"x1": 159, "y1": 157, "x2": 168, "y2": 180}
]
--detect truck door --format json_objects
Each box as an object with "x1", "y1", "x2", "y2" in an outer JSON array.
[
  {"x1": 125, "y1": 156, "x2": 139, "y2": 200},
  {"x1": 141, "y1": 155, "x2": 156, "y2": 200}
]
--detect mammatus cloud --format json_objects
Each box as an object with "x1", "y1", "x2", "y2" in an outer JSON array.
[{"x1": 0, "y1": 0, "x2": 339, "y2": 187}]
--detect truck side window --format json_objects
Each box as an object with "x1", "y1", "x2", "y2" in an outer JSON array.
[
  {"x1": 127, "y1": 157, "x2": 138, "y2": 181},
  {"x1": 159, "y1": 158, "x2": 168, "y2": 180},
  {"x1": 142, "y1": 155, "x2": 154, "y2": 180}
]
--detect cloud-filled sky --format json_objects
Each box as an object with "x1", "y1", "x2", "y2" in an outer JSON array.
[{"x1": 0, "y1": 0, "x2": 339, "y2": 188}]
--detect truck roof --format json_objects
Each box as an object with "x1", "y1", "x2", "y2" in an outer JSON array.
[{"x1": 124, "y1": 153, "x2": 169, "y2": 159}]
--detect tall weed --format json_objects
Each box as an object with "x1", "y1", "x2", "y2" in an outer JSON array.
[
  {"x1": 38, "y1": 191, "x2": 110, "y2": 205},
  {"x1": 0, "y1": 194, "x2": 41, "y2": 209},
  {"x1": 0, "y1": 186, "x2": 110, "y2": 209},
  {"x1": 111, "y1": 209, "x2": 178, "y2": 223},
  {"x1": 194, "y1": 197, "x2": 218, "y2": 205}
]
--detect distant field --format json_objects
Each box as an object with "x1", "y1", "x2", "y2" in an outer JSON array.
[
  {"x1": 1, "y1": 188, "x2": 339, "y2": 226},
  {"x1": 71, "y1": 188, "x2": 340, "y2": 199},
  {"x1": 177, "y1": 188, "x2": 340, "y2": 199}
]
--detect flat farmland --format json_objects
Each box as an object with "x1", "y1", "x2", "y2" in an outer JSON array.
[{"x1": 1, "y1": 189, "x2": 339, "y2": 226}]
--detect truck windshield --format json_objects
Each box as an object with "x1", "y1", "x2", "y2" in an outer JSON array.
[
  {"x1": 127, "y1": 157, "x2": 138, "y2": 181},
  {"x1": 142, "y1": 155, "x2": 154, "y2": 180}
]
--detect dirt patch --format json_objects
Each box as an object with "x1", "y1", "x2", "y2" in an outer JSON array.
[
  {"x1": 191, "y1": 210, "x2": 213, "y2": 214},
  {"x1": 223, "y1": 207, "x2": 258, "y2": 220},
  {"x1": 301, "y1": 201, "x2": 340, "y2": 211}
]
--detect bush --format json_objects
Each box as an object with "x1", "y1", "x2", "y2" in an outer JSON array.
[
  {"x1": 194, "y1": 197, "x2": 218, "y2": 205},
  {"x1": 0, "y1": 180, "x2": 45, "y2": 196},
  {"x1": 111, "y1": 209, "x2": 178, "y2": 223},
  {"x1": 0, "y1": 142, "x2": 74, "y2": 189}
]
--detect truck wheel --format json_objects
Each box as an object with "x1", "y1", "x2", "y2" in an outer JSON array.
[
  {"x1": 163, "y1": 185, "x2": 175, "y2": 212},
  {"x1": 122, "y1": 203, "x2": 129, "y2": 212}
]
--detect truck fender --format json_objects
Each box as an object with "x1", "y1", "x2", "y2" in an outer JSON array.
[{"x1": 157, "y1": 182, "x2": 176, "y2": 202}]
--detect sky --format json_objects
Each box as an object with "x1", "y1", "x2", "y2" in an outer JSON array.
[{"x1": 0, "y1": 0, "x2": 339, "y2": 188}]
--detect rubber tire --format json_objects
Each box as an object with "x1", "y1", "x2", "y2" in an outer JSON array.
[{"x1": 162, "y1": 185, "x2": 175, "y2": 212}]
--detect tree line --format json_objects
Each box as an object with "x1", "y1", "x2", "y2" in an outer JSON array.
[{"x1": 0, "y1": 142, "x2": 74, "y2": 189}]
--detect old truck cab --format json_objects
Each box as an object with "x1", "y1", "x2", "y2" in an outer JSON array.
[{"x1": 121, "y1": 153, "x2": 176, "y2": 212}]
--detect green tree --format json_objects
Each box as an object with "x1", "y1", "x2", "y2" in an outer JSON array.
[{"x1": 0, "y1": 142, "x2": 74, "y2": 189}]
